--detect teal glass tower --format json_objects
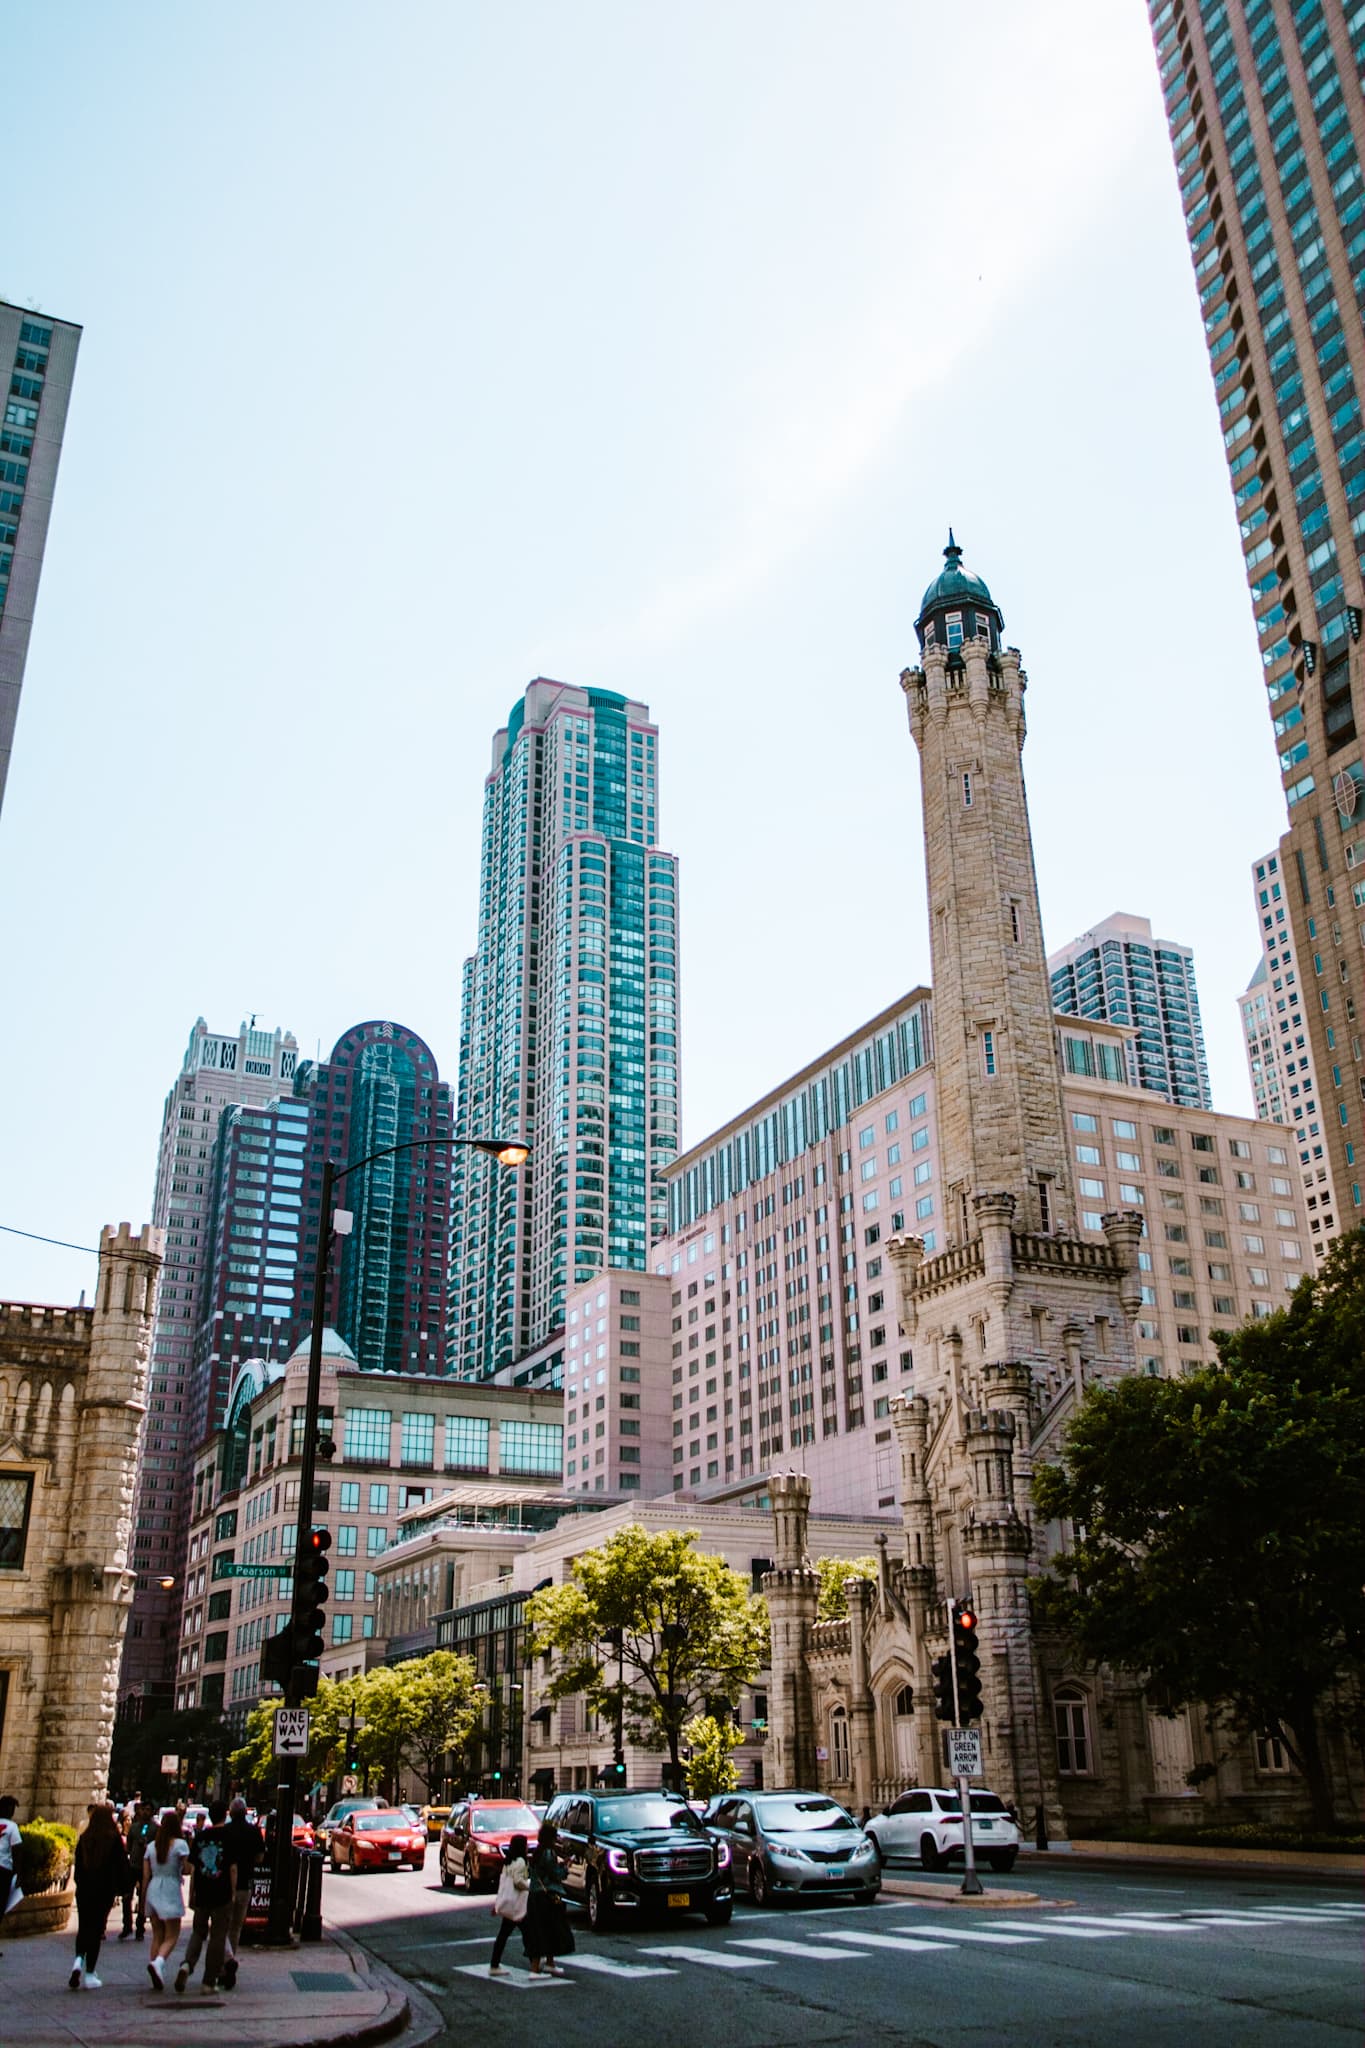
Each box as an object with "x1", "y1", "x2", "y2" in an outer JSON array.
[{"x1": 449, "y1": 679, "x2": 680, "y2": 1379}]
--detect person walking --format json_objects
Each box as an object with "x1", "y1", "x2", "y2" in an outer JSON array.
[
  {"x1": 140, "y1": 1810, "x2": 191, "y2": 1990},
  {"x1": 220, "y1": 1796, "x2": 264, "y2": 1989},
  {"x1": 0, "y1": 1794, "x2": 24, "y2": 1950},
  {"x1": 522, "y1": 1820, "x2": 573, "y2": 1977},
  {"x1": 488, "y1": 1832, "x2": 530, "y2": 1975},
  {"x1": 174, "y1": 1801, "x2": 236, "y2": 1996},
  {"x1": 120, "y1": 1800, "x2": 155, "y2": 1941},
  {"x1": 70, "y1": 1804, "x2": 130, "y2": 1990}
]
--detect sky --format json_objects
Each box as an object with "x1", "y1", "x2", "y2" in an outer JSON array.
[{"x1": 0, "y1": 0, "x2": 1291, "y2": 1308}]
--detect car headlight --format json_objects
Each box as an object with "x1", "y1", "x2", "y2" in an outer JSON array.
[
  {"x1": 773, "y1": 1845, "x2": 811, "y2": 1864},
  {"x1": 605, "y1": 1847, "x2": 630, "y2": 1876},
  {"x1": 714, "y1": 1841, "x2": 731, "y2": 1869},
  {"x1": 852, "y1": 1840, "x2": 876, "y2": 1859}
]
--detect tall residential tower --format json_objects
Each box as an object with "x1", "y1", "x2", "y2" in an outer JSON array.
[
  {"x1": 1049, "y1": 911, "x2": 1212, "y2": 1109},
  {"x1": 449, "y1": 680, "x2": 680, "y2": 1379},
  {"x1": 1147, "y1": 0, "x2": 1364, "y2": 1233},
  {"x1": 0, "y1": 300, "x2": 81, "y2": 817}
]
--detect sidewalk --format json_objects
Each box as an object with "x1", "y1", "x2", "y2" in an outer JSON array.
[
  {"x1": 1032, "y1": 1840, "x2": 1365, "y2": 1881},
  {"x1": 0, "y1": 1921, "x2": 418, "y2": 2048}
]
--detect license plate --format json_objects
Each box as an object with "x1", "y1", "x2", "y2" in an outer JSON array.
[
  {"x1": 976, "y1": 1821, "x2": 993, "y2": 1831},
  {"x1": 667, "y1": 1891, "x2": 691, "y2": 1908},
  {"x1": 388, "y1": 1850, "x2": 401, "y2": 1861},
  {"x1": 826, "y1": 1866, "x2": 845, "y2": 1879}
]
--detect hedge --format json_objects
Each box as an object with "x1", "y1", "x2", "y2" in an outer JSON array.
[{"x1": 18, "y1": 1820, "x2": 78, "y2": 1892}]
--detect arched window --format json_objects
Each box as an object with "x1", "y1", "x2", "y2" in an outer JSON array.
[
  {"x1": 1053, "y1": 1686, "x2": 1091, "y2": 1776},
  {"x1": 830, "y1": 1707, "x2": 850, "y2": 1780},
  {"x1": 893, "y1": 1684, "x2": 915, "y2": 1718}
]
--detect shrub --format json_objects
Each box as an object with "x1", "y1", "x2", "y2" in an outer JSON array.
[{"x1": 19, "y1": 1820, "x2": 78, "y2": 1892}]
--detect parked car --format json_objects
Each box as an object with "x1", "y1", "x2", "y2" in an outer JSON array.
[
  {"x1": 865, "y1": 1787, "x2": 1020, "y2": 1873},
  {"x1": 317, "y1": 1797, "x2": 382, "y2": 1853},
  {"x1": 292, "y1": 1819, "x2": 317, "y2": 1850},
  {"x1": 703, "y1": 1792, "x2": 880, "y2": 1906},
  {"x1": 329, "y1": 1808, "x2": 427, "y2": 1873},
  {"x1": 440, "y1": 1799, "x2": 542, "y2": 1891},
  {"x1": 182, "y1": 1804, "x2": 210, "y2": 1837},
  {"x1": 544, "y1": 1787, "x2": 733, "y2": 1930},
  {"x1": 422, "y1": 1803, "x2": 453, "y2": 1842}
]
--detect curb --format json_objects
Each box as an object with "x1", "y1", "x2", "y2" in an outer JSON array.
[
  {"x1": 315, "y1": 1926, "x2": 415, "y2": 2048},
  {"x1": 880, "y1": 1876, "x2": 1041, "y2": 1909},
  {"x1": 1026, "y1": 1847, "x2": 1365, "y2": 1884}
]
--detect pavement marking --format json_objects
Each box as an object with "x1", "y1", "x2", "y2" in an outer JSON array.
[
  {"x1": 640, "y1": 1944, "x2": 774, "y2": 1969},
  {"x1": 807, "y1": 1928, "x2": 958, "y2": 1954},
  {"x1": 1051, "y1": 1916, "x2": 1204, "y2": 1934},
  {"x1": 454, "y1": 1963, "x2": 567, "y2": 1988},
  {"x1": 1240, "y1": 1905, "x2": 1365, "y2": 1917},
  {"x1": 729, "y1": 1938, "x2": 872, "y2": 1960},
  {"x1": 1016, "y1": 1922, "x2": 1132, "y2": 1940},
  {"x1": 562, "y1": 1954, "x2": 675, "y2": 1979},
  {"x1": 893, "y1": 1923, "x2": 1043, "y2": 1946}
]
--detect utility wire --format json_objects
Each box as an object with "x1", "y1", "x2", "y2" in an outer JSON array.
[{"x1": 0, "y1": 1222, "x2": 102, "y2": 1255}]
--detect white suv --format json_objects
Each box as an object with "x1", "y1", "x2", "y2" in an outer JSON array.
[{"x1": 866, "y1": 1787, "x2": 1020, "y2": 1873}]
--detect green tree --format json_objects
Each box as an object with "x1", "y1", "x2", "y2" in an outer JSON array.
[
  {"x1": 355, "y1": 1653, "x2": 478, "y2": 1799},
  {"x1": 110, "y1": 1705, "x2": 233, "y2": 1802},
  {"x1": 526, "y1": 1525, "x2": 767, "y2": 1777},
  {"x1": 227, "y1": 1679, "x2": 356, "y2": 1794},
  {"x1": 1033, "y1": 1228, "x2": 1365, "y2": 1827},
  {"x1": 814, "y1": 1555, "x2": 880, "y2": 1621},
  {"x1": 683, "y1": 1713, "x2": 744, "y2": 1800}
]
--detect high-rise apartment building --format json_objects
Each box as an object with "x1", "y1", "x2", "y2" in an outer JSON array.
[
  {"x1": 120, "y1": 1018, "x2": 298, "y2": 1714},
  {"x1": 1049, "y1": 911, "x2": 1213, "y2": 1109},
  {"x1": 1147, "y1": 0, "x2": 1365, "y2": 1232},
  {"x1": 449, "y1": 679, "x2": 680, "y2": 1380},
  {"x1": 1238, "y1": 845, "x2": 1334, "y2": 1258},
  {"x1": 0, "y1": 300, "x2": 80, "y2": 817}
]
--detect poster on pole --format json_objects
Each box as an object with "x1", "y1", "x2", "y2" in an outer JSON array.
[
  {"x1": 946, "y1": 1727, "x2": 983, "y2": 1778},
  {"x1": 160, "y1": 1754, "x2": 179, "y2": 1776}
]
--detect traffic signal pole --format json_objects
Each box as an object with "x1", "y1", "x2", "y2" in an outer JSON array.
[{"x1": 947, "y1": 1598, "x2": 983, "y2": 1898}]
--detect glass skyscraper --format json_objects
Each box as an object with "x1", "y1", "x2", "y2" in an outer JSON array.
[
  {"x1": 1147, "y1": 0, "x2": 1364, "y2": 1234},
  {"x1": 1049, "y1": 913, "x2": 1213, "y2": 1110},
  {"x1": 449, "y1": 678, "x2": 680, "y2": 1380}
]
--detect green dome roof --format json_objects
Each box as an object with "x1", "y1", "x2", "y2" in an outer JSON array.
[{"x1": 916, "y1": 531, "x2": 1000, "y2": 630}]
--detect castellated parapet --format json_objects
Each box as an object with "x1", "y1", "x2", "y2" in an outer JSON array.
[{"x1": 0, "y1": 1223, "x2": 162, "y2": 1824}]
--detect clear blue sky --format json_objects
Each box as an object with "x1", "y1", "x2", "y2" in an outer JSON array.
[{"x1": 0, "y1": 0, "x2": 1288, "y2": 1306}]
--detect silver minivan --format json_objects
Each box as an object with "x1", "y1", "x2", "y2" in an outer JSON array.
[{"x1": 703, "y1": 1791, "x2": 881, "y2": 1906}]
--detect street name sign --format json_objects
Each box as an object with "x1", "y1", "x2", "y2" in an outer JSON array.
[
  {"x1": 273, "y1": 1708, "x2": 311, "y2": 1758},
  {"x1": 947, "y1": 1726, "x2": 983, "y2": 1778},
  {"x1": 219, "y1": 1563, "x2": 293, "y2": 1579}
]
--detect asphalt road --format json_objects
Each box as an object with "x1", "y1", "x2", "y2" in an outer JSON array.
[{"x1": 323, "y1": 1849, "x2": 1364, "y2": 2048}]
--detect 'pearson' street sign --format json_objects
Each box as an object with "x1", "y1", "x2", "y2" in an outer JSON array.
[{"x1": 219, "y1": 1563, "x2": 293, "y2": 1579}]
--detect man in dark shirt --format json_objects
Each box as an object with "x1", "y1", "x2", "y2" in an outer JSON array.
[
  {"x1": 221, "y1": 1797, "x2": 265, "y2": 1989},
  {"x1": 174, "y1": 1800, "x2": 237, "y2": 1994},
  {"x1": 120, "y1": 1801, "x2": 155, "y2": 1940}
]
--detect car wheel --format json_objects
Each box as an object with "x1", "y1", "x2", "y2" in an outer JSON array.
[
  {"x1": 987, "y1": 1851, "x2": 1018, "y2": 1873},
  {"x1": 587, "y1": 1875, "x2": 613, "y2": 1930},
  {"x1": 919, "y1": 1833, "x2": 941, "y2": 1872},
  {"x1": 855, "y1": 1888, "x2": 879, "y2": 1905},
  {"x1": 866, "y1": 1830, "x2": 885, "y2": 1865},
  {"x1": 748, "y1": 1860, "x2": 769, "y2": 1907},
  {"x1": 464, "y1": 1853, "x2": 480, "y2": 1892},
  {"x1": 331, "y1": 1852, "x2": 342, "y2": 1874},
  {"x1": 704, "y1": 1900, "x2": 733, "y2": 1927},
  {"x1": 440, "y1": 1852, "x2": 454, "y2": 1891}
]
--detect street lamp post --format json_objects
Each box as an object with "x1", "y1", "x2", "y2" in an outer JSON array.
[{"x1": 263, "y1": 1131, "x2": 527, "y2": 1944}]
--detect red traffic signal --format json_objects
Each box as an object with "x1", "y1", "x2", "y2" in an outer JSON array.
[{"x1": 956, "y1": 1605, "x2": 977, "y2": 1634}]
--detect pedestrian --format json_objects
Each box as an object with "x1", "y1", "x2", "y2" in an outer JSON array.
[
  {"x1": 140, "y1": 1808, "x2": 191, "y2": 1990},
  {"x1": 120, "y1": 1800, "x2": 155, "y2": 1941},
  {"x1": 859, "y1": 1805, "x2": 873, "y2": 1828},
  {"x1": 522, "y1": 1820, "x2": 573, "y2": 1977},
  {"x1": 70, "y1": 1803, "x2": 130, "y2": 1990},
  {"x1": 174, "y1": 1800, "x2": 236, "y2": 1996},
  {"x1": 0, "y1": 1794, "x2": 24, "y2": 1945},
  {"x1": 488, "y1": 1832, "x2": 530, "y2": 1975},
  {"x1": 220, "y1": 1796, "x2": 265, "y2": 1989}
]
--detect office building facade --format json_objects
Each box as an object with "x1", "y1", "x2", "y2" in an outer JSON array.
[
  {"x1": 1049, "y1": 912, "x2": 1212, "y2": 1109},
  {"x1": 1147, "y1": 0, "x2": 1365, "y2": 1233},
  {"x1": 0, "y1": 300, "x2": 80, "y2": 817},
  {"x1": 119, "y1": 1019, "x2": 298, "y2": 1714},
  {"x1": 449, "y1": 679, "x2": 679, "y2": 1380}
]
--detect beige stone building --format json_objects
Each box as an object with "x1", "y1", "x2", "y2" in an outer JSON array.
[{"x1": 0, "y1": 1224, "x2": 162, "y2": 1826}]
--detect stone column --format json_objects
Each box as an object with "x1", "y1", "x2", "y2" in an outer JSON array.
[
  {"x1": 762, "y1": 1473, "x2": 819, "y2": 1790},
  {"x1": 844, "y1": 1576, "x2": 877, "y2": 1812},
  {"x1": 37, "y1": 1224, "x2": 161, "y2": 1824}
]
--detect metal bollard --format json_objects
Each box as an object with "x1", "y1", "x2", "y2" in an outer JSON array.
[{"x1": 298, "y1": 1850, "x2": 325, "y2": 1944}]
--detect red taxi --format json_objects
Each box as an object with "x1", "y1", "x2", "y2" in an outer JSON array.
[{"x1": 329, "y1": 1808, "x2": 427, "y2": 1874}]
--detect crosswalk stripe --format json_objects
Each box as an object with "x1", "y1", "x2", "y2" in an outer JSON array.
[
  {"x1": 729, "y1": 1938, "x2": 871, "y2": 1960},
  {"x1": 1241, "y1": 1906, "x2": 1364, "y2": 1918},
  {"x1": 454, "y1": 1964, "x2": 567, "y2": 1989},
  {"x1": 1049, "y1": 1916, "x2": 1203, "y2": 1934},
  {"x1": 562, "y1": 1954, "x2": 675, "y2": 1979},
  {"x1": 640, "y1": 1944, "x2": 774, "y2": 1970},
  {"x1": 1014, "y1": 1922, "x2": 1131, "y2": 1940},
  {"x1": 809, "y1": 1929, "x2": 957, "y2": 1954},
  {"x1": 893, "y1": 1922, "x2": 1041, "y2": 1946}
]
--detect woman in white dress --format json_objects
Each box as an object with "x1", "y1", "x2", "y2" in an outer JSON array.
[{"x1": 140, "y1": 1813, "x2": 190, "y2": 1989}]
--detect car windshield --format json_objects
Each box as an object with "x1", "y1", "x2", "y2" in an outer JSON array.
[
  {"x1": 934, "y1": 1794, "x2": 1010, "y2": 1816},
  {"x1": 756, "y1": 1797, "x2": 856, "y2": 1833},
  {"x1": 594, "y1": 1797, "x2": 702, "y2": 1835},
  {"x1": 356, "y1": 1814, "x2": 407, "y2": 1832},
  {"x1": 472, "y1": 1807, "x2": 539, "y2": 1835}
]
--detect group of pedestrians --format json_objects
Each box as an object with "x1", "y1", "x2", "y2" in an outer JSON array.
[
  {"x1": 33, "y1": 1791, "x2": 264, "y2": 1995},
  {"x1": 488, "y1": 1821, "x2": 574, "y2": 1977}
]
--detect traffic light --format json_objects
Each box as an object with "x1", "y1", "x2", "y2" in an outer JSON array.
[
  {"x1": 952, "y1": 1605, "x2": 984, "y2": 1722},
  {"x1": 602, "y1": 1762, "x2": 627, "y2": 1789},
  {"x1": 260, "y1": 1622, "x2": 293, "y2": 1692},
  {"x1": 293, "y1": 1525, "x2": 332, "y2": 1683},
  {"x1": 931, "y1": 1652, "x2": 955, "y2": 1722}
]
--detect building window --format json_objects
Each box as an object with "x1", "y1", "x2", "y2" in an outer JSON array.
[
  {"x1": 366, "y1": 1526, "x2": 387, "y2": 1557},
  {"x1": 1255, "y1": 1731, "x2": 1293, "y2": 1774},
  {"x1": 830, "y1": 1707, "x2": 850, "y2": 1779},
  {"x1": 400, "y1": 1412, "x2": 435, "y2": 1467},
  {"x1": 962, "y1": 770, "x2": 973, "y2": 807},
  {"x1": 500, "y1": 1421, "x2": 564, "y2": 1475},
  {"x1": 332, "y1": 1613, "x2": 354, "y2": 1646},
  {"x1": 368, "y1": 1483, "x2": 389, "y2": 1513},
  {"x1": 342, "y1": 1408, "x2": 392, "y2": 1462},
  {"x1": 982, "y1": 1030, "x2": 997, "y2": 1077},
  {"x1": 445, "y1": 1415, "x2": 490, "y2": 1472},
  {"x1": 1053, "y1": 1688, "x2": 1091, "y2": 1775},
  {"x1": 0, "y1": 1473, "x2": 35, "y2": 1567}
]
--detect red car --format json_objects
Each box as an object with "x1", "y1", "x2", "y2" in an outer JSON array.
[
  {"x1": 439, "y1": 1799, "x2": 542, "y2": 1891},
  {"x1": 329, "y1": 1809, "x2": 427, "y2": 1874},
  {"x1": 293, "y1": 1820, "x2": 317, "y2": 1849}
]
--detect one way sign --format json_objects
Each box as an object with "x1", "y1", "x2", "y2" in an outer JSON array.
[{"x1": 272, "y1": 1707, "x2": 311, "y2": 1758}]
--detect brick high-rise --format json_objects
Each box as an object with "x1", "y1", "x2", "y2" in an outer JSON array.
[{"x1": 1146, "y1": 0, "x2": 1365, "y2": 1235}]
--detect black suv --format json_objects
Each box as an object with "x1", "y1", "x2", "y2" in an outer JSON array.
[{"x1": 543, "y1": 1788, "x2": 733, "y2": 1930}]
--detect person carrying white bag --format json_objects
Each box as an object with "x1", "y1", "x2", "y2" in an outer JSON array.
[{"x1": 487, "y1": 1831, "x2": 530, "y2": 1975}]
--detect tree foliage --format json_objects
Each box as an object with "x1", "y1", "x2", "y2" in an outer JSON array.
[
  {"x1": 1032, "y1": 1228, "x2": 1365, "y2": 1825},
  {"x1": 814, "y1": 1555, "x2": 880, "y2": 1621},
  {"x1": 227, "y1": 1651, "x2": 478, "y2": 1799},
  {"x1": 683, "y1": 1714, "x2": 745, "y2": 1799},
  {"x1": 110, "y1": 1705, "x2": 234, "y2": 1801},
  {"x1": 526, "y1": 1525, "x2": 767, "y2": 1772}
]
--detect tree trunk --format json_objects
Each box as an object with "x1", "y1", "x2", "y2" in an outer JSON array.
[{"x1": 1283, "y1": 1699, "x2": 1335, "y2": 1830}]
